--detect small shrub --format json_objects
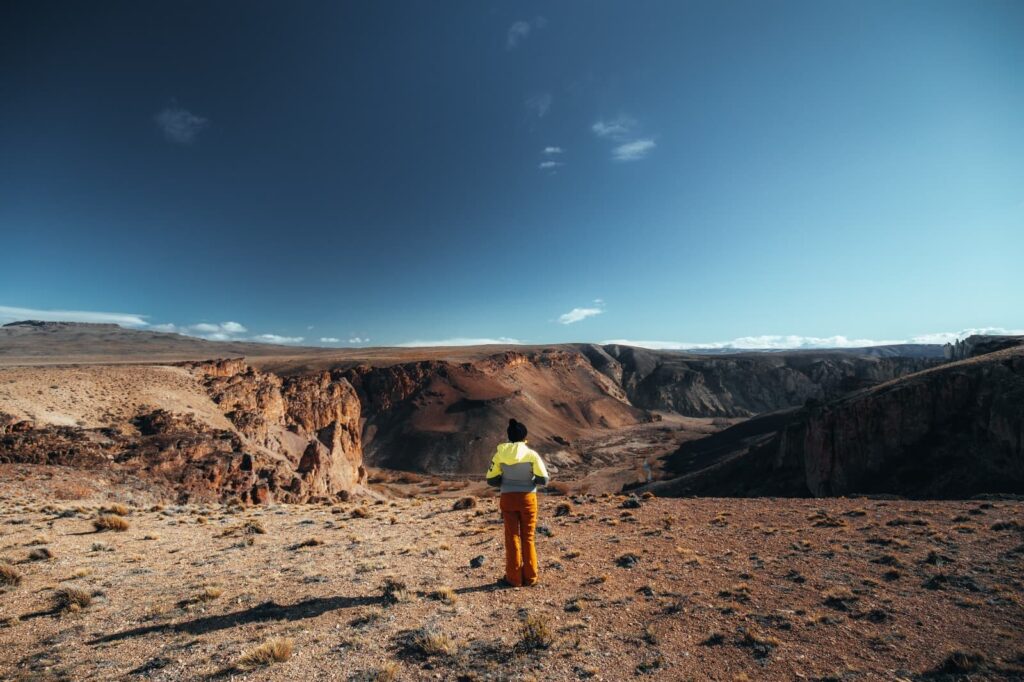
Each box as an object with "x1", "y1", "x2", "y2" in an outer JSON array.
[
  {"x1": 554, "y1": 502, "x2": 573, "y2": 517},
  {"x1": 822, "y1": 587, "x2": 858, "y2": 611},
  {"x1": 53, "y1": 586, "x2": 92, "y2": 613},
  {"x1": 382, "y1": 576, "x2": 413, "y2": 604},
  {"x1": 94, "y1": 514, "x2": 130, "y2": 532},
  {"x1": 408, "y1": 627, "x2": 457, "y2": 656},
  {"x1": 28, "y1": 547, "x2": 54, "y2": 561},
  {"x1": 235, "y1": 637, "x2": 294, "y2": 670},
  {"x1": 935, "y1": 649, "x2": 987, "y2": 674},
  {"x1": 291, "y1": 538, "x2": 325, "y2": 549},
  {"x1": 641, "y1": 491, "x2": 655, "y2": 500},
  {"x1": 520, "y1": 612, "x2": 554, "y2": 650},
  {"x1": 452, "y1": 496, "x2": 477, "y2": 511},
  {"x1": 351, "y1": 507, "x2": 370, "y2": 519},
  {"x1": 430, "y1": 587, "x2": 457, "y2": 605},
  {"x1": 0, "y1": 564, "x2": 22, "y2": 586},
  {"x1": 103, "y1": 503, "x2": 129, "y2": 516},
  {"x1": 244, "y1": 519, "x2": 266, "y2": 535}
]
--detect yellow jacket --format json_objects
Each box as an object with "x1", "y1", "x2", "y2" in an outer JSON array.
[{"x1": 486, "y1": 441, "x2": 549, "y2": 493}]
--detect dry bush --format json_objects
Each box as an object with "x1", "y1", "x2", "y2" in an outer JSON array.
[
  {"x1": 822, "y1": 587, "x2": 858, "y2": 611},
  {"x1": 351, "y1": 507, "x2": 370, "y2": 519},
  {"x1": 291, "y1": 538, "x2": 325, "y2": 549},
  {"x1": 53, "y1": 586, "x2": 92, "y2": 613},
  {"x1": 28, "y1": 547, "x2": 54, "y2": 561},
  {"x1": 554, "y1": 502, "x2": 573, "y2": 517},
  {"x1": 103, "y1": 503, "x2": 129, "y2": 516},
  {"x1": 235, "y1": 637, "x2": 294, "y2": 670},
  {"x1": 564, "y1": 550, "x2": 581, "y2": 560},
  {"x1": 452, "y1": 496, "x2": 477, "y2": 511},
  {"x1": 382, "y1": 576, "x2": 413, "y2": 604},
  {"x1": 641, "y1": 491, "x2": 655, "y2": 500},
  {"x1": 94, "y1": 514, "x2": 130, "y2": 532},
  {"x1": 430, "y1": 587, "x2": 457, "y2": 605},
  {"x1": 520, "y1": 612, "x2": 554, "y2": 650},
  {"x1": 244, "y1": 520, "x2": 266, "y2": 535},
  {"x1": 357, "y1": 662, "x2": 399, "y2": 681},
  {"x1": 408, "y1": 627, "x2": 457, "y2": 657},
  {"x1": 0, "y1": 564, "x2": 22, "y2": 586}
]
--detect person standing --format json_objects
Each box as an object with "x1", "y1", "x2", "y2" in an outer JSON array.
[{"x1": 485, "y1": 418, "x2": 549, "y2": 587}]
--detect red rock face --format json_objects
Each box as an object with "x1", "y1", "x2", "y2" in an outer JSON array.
[{"x1": 0, "y1": 360, "x2": 364, "y2": 504}]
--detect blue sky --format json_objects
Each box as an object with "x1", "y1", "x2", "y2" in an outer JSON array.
[{"x1": 1, "y1": 1, "x2": 1021, "y2": 348}]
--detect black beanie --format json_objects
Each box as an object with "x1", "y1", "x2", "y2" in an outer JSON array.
[{"x1": 507, "y1": 418, "x2": 528, "y2": 443}]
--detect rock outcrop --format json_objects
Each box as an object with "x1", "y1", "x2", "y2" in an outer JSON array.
[
  {"x1": 648, "y1": 344, "x2": 1024, "y2": 498},
  {"x1": 0, "y1": 360, "x2": 365, "y2": 504},
  {"x1": 584, "y1": 344, "x2": 937, "y2": 418}
]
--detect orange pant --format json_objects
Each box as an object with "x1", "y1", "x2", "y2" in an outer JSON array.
[{"x1": 500, "y1": 492, "x2": 538, "y2": 587}]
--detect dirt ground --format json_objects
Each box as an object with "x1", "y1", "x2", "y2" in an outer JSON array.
[{"x1": 2, "y1": 465, "x2": 1023, "y2": 681}]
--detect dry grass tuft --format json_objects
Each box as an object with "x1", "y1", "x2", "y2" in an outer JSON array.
[
  {"x1": 554, "y1": 502, "x2": 573, "y2": 517},
  {"x1": 452, "y1": 496, "x2": 477, "y2": 510},
  {"x1": 103, "y1": 503, "x2": 130, "y2": 516},
  {"x1": 382, "y1": 576, "x2": 413, "y2": 604},
  {"x1": 94, "y1": 514, "x2": 130, "y2": 532},
  {"x1": 408, "y1": 627, "x2": 457, "y2": 657},
  {"x1": 351, "y1": 507, "x2": 370, "y2": 519},
  {"x1": 0, "y1": 564, "x2": 23, "y2": 586},
  {"x1": 235, "y1": 637, "x2": 294, "y2": 670},
  {"x1": 243, "y1": 519, "x2": 267, "y2": 535},
  {"x1": 28, "y1": 547, "x2": 54, "y2": 561},
  {"x1": 430, "y1": 587, "x2": 458, "y2": 605},
  {"x1": 292, "y1": 537, "x2": 325, "y2": 549},
  {"x1": 520, "y1": 612, "x2": 554, "y2": 650},
  {"x1": 53, "y1": 586, "x2": 92, "y2": 613}
]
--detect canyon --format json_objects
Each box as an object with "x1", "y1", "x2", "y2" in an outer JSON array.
[{"x1": 5, "y1": 321, "x2": 1018, "y2": 502}]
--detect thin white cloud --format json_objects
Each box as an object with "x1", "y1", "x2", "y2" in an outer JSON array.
[
  {"x1": 397, "y1": 337, "x2": 522, "y2": 347},
  {"x1": 525, "y1": 92, "x2": 552, "y2": 119},
  {"x1": 155, "y1": 106, "x2": 208, "y2": 144},
  {"x1": 539, "y1": 160, "x2": 562, "y2": 170},
  {"x1": 543, "y1": 146, "x2": 563, "y2": 155},
  {"x1": 591, "y1": 116, "x2": 637, "y2": 141},
  {"x1": 506, "y1": 16, "x2": 546, "y2": 49},
  {"x1": 602, "y1": 328, "x2": 1024, "y2": 350},
  {"x1": 612, "y1": 139, "x2": 655, "y2": 162},
  {"x1": 251, "y1": 334, "x2": 304, "y2": 345},
  {"x1": 0, "y1": 305, "x2": 148, "y2": 327},
  {"x1": 320, "y1": 337, "x2": 341, "y2": 343},
  {"x1": 190, "y1": 321, "x2": 247, "y2": 335},
  {"x1": 348, "y1": 337, "x2": 370, "y2": 344},
  {"x1": 558, "y1": 307, "x2": 604, "y2": 325}
]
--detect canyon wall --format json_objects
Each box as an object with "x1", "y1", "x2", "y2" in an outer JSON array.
[
  {"x1": 650, "y1": 345, "x2": 1024, "y2": 498},
  {"x1": 0, "y1": 360, "x2": 365, "y2": 504}
]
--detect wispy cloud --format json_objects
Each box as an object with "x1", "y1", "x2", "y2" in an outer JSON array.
[
  {"x1": 506, "y1": 16, "x2": 546, "y2": 49},
  {"x1": 558, "y1": 307, "x2": 604, "y2": 325},
  {"x1": 397, "y1": 337, "x2": 522, "y2": 347},
  {"x1": 592, "y1": 115, "x2": 656, "y2": 162},
  {"x1": 612, "y1": 139, "x2": 655, "y2": 162},
  {"x1": 348, "y1": 336, "x2": 370, "y2": 344},
  {"x1": 251, "y1": 334, "x2": 304, "y2": 345},
  {"x1": 0, "y1": 305, "x2": 148, "y2": 327},
  {"x1": 591, "y1": 116, "x2": 637, "y2": 141},
  {"x1": 525, "y1": 92, "x2": 552, "y2": 119},
  {"x1": 155, "y1": 105, "x2": 209, "y2": 144},
  {"x1": 539, "y1": 160, "x2": 562, "y2": 170},
  {"x1": 320, "y1": 337, "x2": 340, "y2": 343},
  {"x1": 603, "y1": 328, "x2": 1024, "y2": 350},
  {"x1": 543, "y1": 146, "x2": 563, "y2": 155}
]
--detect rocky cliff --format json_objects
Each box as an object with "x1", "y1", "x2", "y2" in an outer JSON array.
[
  {"x1": 582, "y1": 344, "x2": 936, "y2": 417},
  {"x1": 0, "y1": 360, "x2": 364, "y2": 504},
  {"x1": 649, "y1": 344, "x2": 1024, "y2": 498}
]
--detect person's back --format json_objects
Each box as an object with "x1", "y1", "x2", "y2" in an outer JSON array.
[{"x1": 486, "y1": 419, "x2": 549, "y2": 587}]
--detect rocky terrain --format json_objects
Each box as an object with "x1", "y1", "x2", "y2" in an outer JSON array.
[
  {"x1": 648, "y1": 340, "x2": 1024, "y2": 499},
  {"x1": 1, "y1": 359, "x2": 365, "y2": 504},
  {"x1": 1, "y1": 467, "x2": 1022, "y2": 681}
]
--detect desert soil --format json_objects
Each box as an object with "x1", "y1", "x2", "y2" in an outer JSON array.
[{"x1": 1, "y1": 465, "x2": 1023, "y2": 681}]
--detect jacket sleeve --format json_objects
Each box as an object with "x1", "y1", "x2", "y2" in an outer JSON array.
[
  {"x1": 485, "y1": 452, "x2": 503, "y2": 487},
  {"x1": 531, "y1": 451, "x2": 549, "y2": 486}
]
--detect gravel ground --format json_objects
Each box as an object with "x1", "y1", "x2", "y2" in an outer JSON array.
[{"x1": 1, "y1": 465, "x2": 1023, "y2": 681}]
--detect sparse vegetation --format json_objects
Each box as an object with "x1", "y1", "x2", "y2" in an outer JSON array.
[
  {"x1": 0, "y1": 564, "x2": 23, "y2": 586},
  {"x1": 28, "y1": 547, "x2": 54, "y2": 561},
  {"x1": 94, "y1": 514, "x2": 130, "y2": 532},
  {"x1": 520, "y1": 612, "x2": 554, "y2": 650},
  {"x1": 53, "y1": 586, "x2": 92, "y2": 613},
  {"x1": 235, "y1": 637, "x2": 294, "y2": 670},
  {"x1": 407, "y1": 626, "x2": 457, "y2": 657},
  {"x1": 452, "y1": 496, "x2": 476, "y2": 510}
]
